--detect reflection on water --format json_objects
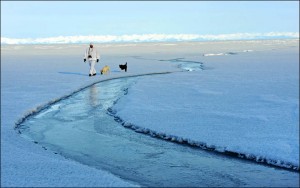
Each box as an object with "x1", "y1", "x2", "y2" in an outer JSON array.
[{"x1": 89, "y1": 84, "x2": 99, "y2": 108}]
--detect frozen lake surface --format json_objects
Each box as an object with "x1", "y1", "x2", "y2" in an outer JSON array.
[
  {"x1": 17, "y1": 76, "x2": 299, "y2": 187},
  {"x1": 2, "y1": 40, "x2": 299, "y2": 186}
]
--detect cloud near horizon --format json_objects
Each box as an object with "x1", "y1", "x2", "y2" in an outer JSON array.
[{"x1": 1, "y1": 32, "x2": 299, "y2": 44}]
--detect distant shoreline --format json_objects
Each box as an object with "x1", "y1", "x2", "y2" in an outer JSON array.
[{"x1": 1, "y1": 38, "x2": 299, "y2": 46}]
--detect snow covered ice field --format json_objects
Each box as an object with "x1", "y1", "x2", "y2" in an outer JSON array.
[
  {"x1": 2, "y1": 40, "x2": 299, "y2": 186},
  {"x1": 114, "y1": 42, "x2": 300, "y2": 169}
]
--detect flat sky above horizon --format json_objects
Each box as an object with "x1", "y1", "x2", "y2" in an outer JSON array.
[{"x1": 1, "y1": 1, "x2": 299, "y2": 39}]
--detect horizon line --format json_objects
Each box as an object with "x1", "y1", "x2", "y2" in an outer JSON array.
[{"x1": 1, "y1": 32, "x2": 299, "y2": 45}]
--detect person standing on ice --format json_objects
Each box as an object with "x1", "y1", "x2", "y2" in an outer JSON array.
[{"x1": 84, "y1": 42, "x2": 100, "y2": 76}]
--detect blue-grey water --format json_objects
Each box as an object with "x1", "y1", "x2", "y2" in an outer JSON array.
[{"x1": 17, "y1": 76, "x2": 299, "y2": 187}]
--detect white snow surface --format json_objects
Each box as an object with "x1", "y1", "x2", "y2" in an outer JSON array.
[
  {"x1": 1, "y1": 40, "x2": 299, "y2": 186},
  {"x1": 113, "y1": 41, "x2": 299, "y2": 167},
  {"x1": 2, "y1": 32, "x2": 299, "y2": 44},
  {"x1": 1, "y1": 43, "x2": 180, "y2": 187}
]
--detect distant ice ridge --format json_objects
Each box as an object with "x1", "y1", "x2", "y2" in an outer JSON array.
[
  {"x1": 1, "y1": 32, "x2": 299, "y2": 44},
  {"x1": 203, "y1": 53, "x2": 227, "y2": 56},
  {"x1": 203, "y1": 50, "x2": 253, "y2": 56},
  {"x1": 242, "y1": 50, "x2": 253, "y2": 52}
]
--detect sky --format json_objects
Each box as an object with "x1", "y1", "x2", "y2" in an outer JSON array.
[{"x1": 1, "y1": 1, "x2": 299, "y2": 44}]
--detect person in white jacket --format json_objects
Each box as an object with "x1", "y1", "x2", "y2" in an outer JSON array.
[{"x1": 84, "y1": 43, "x2": 100, "y2": 76}]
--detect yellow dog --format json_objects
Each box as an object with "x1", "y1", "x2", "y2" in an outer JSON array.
[{"x1": 100, "y1": 65, "x2": 110, "y2": 75}]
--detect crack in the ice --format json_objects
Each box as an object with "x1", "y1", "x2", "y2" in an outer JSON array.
[
  {"x1": 107, "y1": 106, "x2": 299, "y2": 172},
  {"x1": 14, "y1": 72, "x2": 176, "y2": 130},
  {"x1": 130, "y1": 56, "x2": 207, "y2": 71},
  {"x1": 15, "y1": 65, "x2": 299, "y2": 173}
]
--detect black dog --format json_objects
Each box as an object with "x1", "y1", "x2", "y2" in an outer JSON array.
[{"x1": 119, "y1": 62, "x2": 127, "y2": 72}]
